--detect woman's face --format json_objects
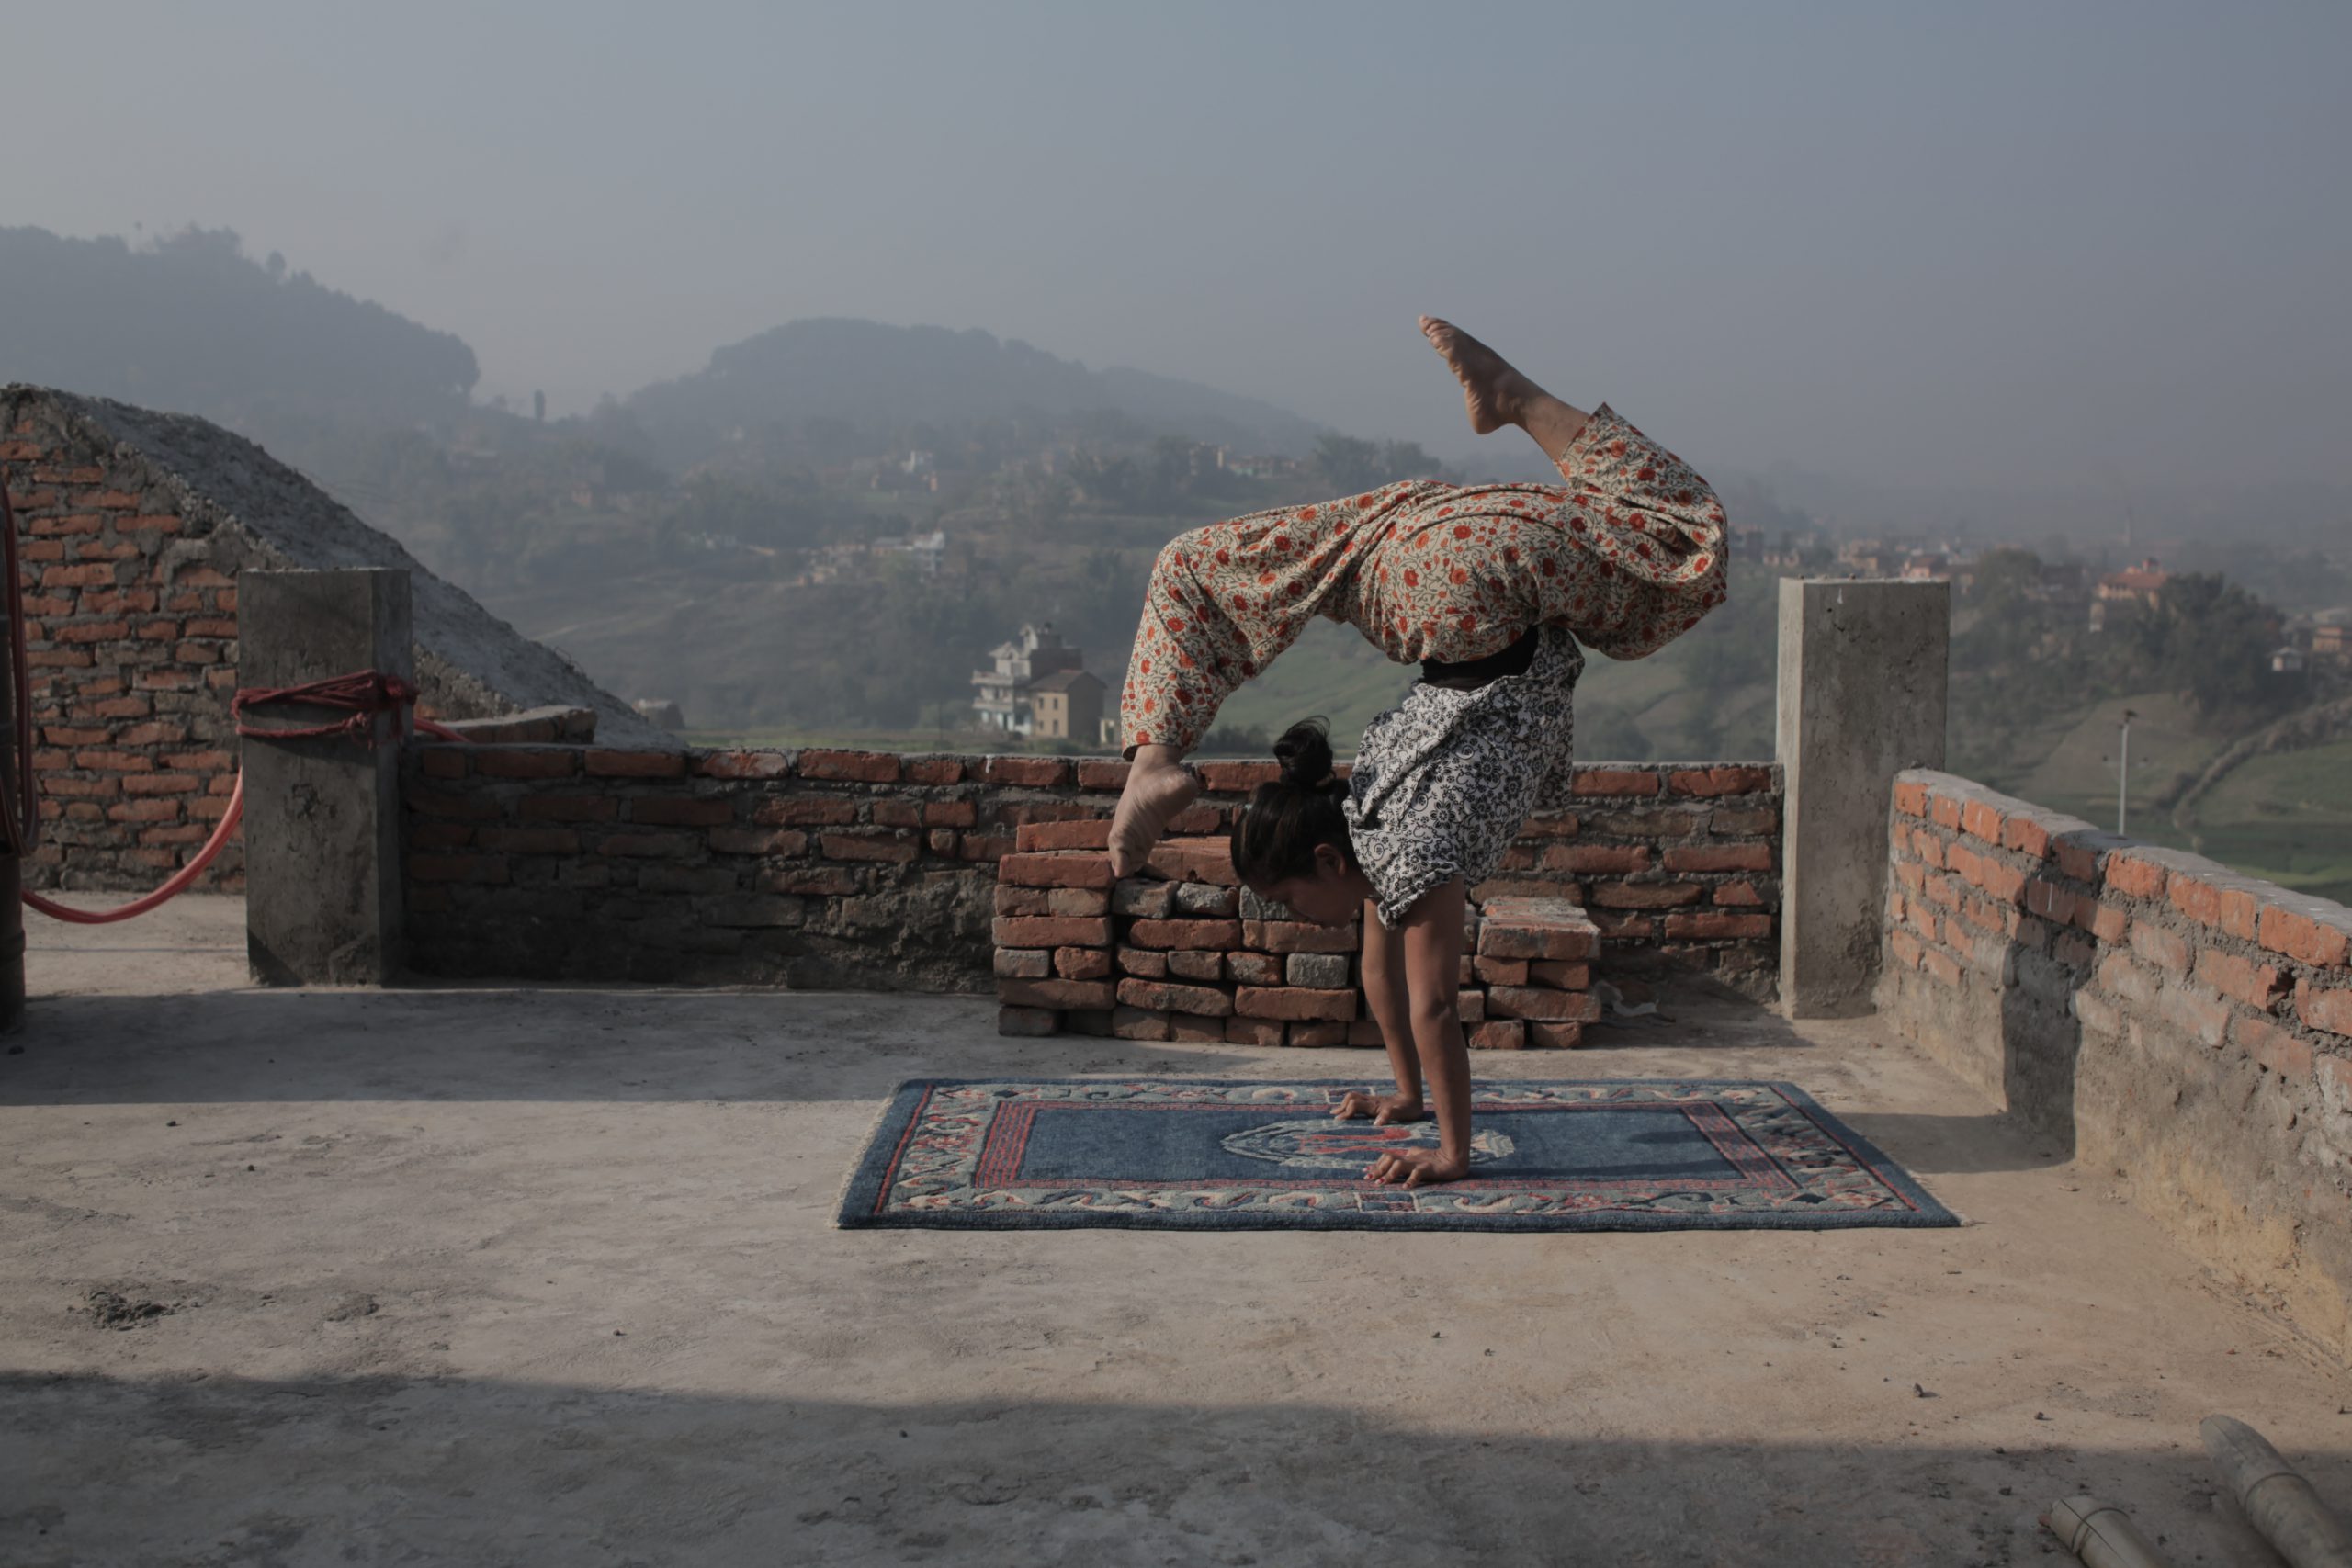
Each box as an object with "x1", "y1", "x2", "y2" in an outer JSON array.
[{"x1": 1256, "y1": 843, "x2": 1363, "y2": 927}]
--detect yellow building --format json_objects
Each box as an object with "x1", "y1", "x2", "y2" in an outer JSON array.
[{"x1": 1026, "y1": 669, "x2": 1105, "y2": 742}]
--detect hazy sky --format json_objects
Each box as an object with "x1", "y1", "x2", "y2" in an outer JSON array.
[{"x1": 10, "y1": 2, "x2": 2349, "y2": 498}]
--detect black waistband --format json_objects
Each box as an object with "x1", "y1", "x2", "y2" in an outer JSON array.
[{"x1": 1419, "y1": 625, "x2": 1540, "y2": 689}]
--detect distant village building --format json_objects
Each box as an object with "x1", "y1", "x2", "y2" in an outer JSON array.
[
  {"x1": 971, "y1": 622, "x2": 1087, "y2": 736},
  {"x1": 2032, "y1": 561, "x2": 2089, "y2": 604},
  {"x1": 1026, "y1": 669, "x2": 1106, "y2": 741},
  {"x1": 877, "y1": 529, "x2": 947, "y2": 577},
  {"x1": 1218, "y1": 451, "x2": 1299, "y2": 479},
  {"x1": 801, "y1": 538, "x2": 872, "y2": 585},
  {"x1": 1760, "y1": 531, "x2": 1825, "y2": 570},
  {"x1": 863, "y1": 450, "x2": 967, "y2": 494},
  {"x1": 2312, "y1": 620, "x2": 2349, "y2": 663},
  {"x1": 1837, "y1": 540, "x2": 1909, "y2": 577},
  {"x1": 2271, "y1": 646, "x2": 2308, "y2": 676},
  {"x1": 2090, "y1": 557, "x2": 2172, "y2": 631},
  {"x1": 2097, "y1": 558, "x2": 2171, "y2": 606}
]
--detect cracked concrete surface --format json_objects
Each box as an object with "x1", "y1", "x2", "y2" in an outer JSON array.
[{"x1": 3, "y1": 895, "x2": 2346, "y2": 1565}]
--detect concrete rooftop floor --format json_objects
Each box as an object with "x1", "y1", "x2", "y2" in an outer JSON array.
[{"x1": 4, "y1": 895, "x2": 2347, "y2": 1567}]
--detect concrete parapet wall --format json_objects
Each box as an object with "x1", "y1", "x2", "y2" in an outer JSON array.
[
  {"x1": 1875, "y1": 768, "x2": 2352, "y2": 1357},
  {"x1": 401, "y1": 748, "x2": 1783, "y2": 997}
]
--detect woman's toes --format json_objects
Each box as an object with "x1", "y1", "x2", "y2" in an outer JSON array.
[{"x1": 1107, "y1": 765, "x2": 1199, "y2": 877}]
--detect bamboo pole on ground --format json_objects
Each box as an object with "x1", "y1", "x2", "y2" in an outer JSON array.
[
  {"x1": 2200, "y1": 1414, "x2": 2352, "y2": 1568},
  {"x1": 2042, "y1": 1496, "x2": 2175, "y2": 1568}
]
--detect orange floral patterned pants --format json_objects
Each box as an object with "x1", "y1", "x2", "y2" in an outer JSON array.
[{"x1": 1119, "y1": 402, "x2": 1729, "y2": 754}]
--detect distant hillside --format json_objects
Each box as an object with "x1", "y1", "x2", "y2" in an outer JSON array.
[
  {"x1": 624, "y1": 317, "x2": 1327, "y2": 470},
  {"x1": 0, "y1": 226, "x2": 477, "y2": 434}
]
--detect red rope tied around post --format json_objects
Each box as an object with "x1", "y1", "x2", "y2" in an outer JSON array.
[
  {"x1": 232, "y1": 671, "x2": 422, "y2": 747},
  {"x1": 3, "y1": 463, "x2": 464, "y2": 925},
  {"x1": 19, "y1": 668, "x2": 444, "y2": 927}
]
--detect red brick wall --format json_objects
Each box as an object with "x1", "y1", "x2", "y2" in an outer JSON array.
[
  {"x1": 3, "y1": 430, "x2": 241, "y2": 892},
  {"x1": 1878, "y1": 769, "x2": 2352, "y2": 1355},
  {"x1": 401, "y1": 747, "x2": 1783, "y2": 995}
]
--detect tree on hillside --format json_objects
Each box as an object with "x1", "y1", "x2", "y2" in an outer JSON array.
[
  {"x1": 1065, "y1": 451, "x2": 1143, "y2": 510},
  {"x1": 995, "y1": 466, "x2": 1073, "y2": 529},
  {"x1": 1312, "y1": 434, "x2": 1452, "y2": 493},
  {"x1": 2142, "y1": 572, "x2": 2292, "y2": 720},
  {"x1": 1951, "y1": 548, "x2": 2065, "y2": 671}
]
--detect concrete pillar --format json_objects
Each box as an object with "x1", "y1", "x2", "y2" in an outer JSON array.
[
  {"x1": 1776, "y1": 578, "x2": 1949, "y2": 1017},
  {"x1": 240, "y1": 570, "x2": 412, "y2": 986}
]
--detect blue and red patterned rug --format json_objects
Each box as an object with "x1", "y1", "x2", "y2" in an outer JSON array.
[{"x1": 838, "y1": 1078, "x2": 1956, "y2": 1232}]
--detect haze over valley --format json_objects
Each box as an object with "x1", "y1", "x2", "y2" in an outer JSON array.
[{"x1": 4, "y1": 3, "x2": 2348, "y2": 897}]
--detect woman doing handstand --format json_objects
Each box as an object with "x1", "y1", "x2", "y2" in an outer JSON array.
[{"x1": 1108, "y1": 317, "x2": 1730, "y2": 1187}]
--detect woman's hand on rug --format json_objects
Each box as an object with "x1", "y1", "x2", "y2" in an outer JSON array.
[
  {"x1": 1331, "y1": 1090, "x2": 1424, "y2": 1125},
  {"x1": 1363, "y1": 1148, "x2": 1470, "y2": 1188}
]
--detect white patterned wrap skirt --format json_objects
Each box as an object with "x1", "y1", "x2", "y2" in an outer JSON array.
[{"x1": 1340, "y1": 624, "x2": 1586, "y2": 931}]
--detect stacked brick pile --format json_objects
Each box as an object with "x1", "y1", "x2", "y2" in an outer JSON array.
[
  {"x1": 992, "y1": 823, "x2": 1600, "y2": 1047},
  {"x1": 1466, "y1": 761, "x2": 1779, "y2": 997}
]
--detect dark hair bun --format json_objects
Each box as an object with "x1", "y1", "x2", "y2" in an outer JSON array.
[
  {"x1": 1272, "y1": 716, "x2": 1335, "y2": 788},
  {"x1": 1232, "y1": 716, "x2": 1357, "y2": 887}
]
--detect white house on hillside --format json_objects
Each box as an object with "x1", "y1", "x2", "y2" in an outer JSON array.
[
  {"x1": 877, "y1": 529, "x2": 946, "y2": 577},
  {"x1": 971, "y1": 622, "x2": 1086, "y2": 736}
]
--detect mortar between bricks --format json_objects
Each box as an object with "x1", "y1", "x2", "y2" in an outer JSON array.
[{"x1": 994, "y1": 848, "x2": 1598, "y2": 1048}]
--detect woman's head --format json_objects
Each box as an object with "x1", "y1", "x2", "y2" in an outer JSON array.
[{"x1": 1228, "y1": 717, "x2": 1367, "y2": 925}]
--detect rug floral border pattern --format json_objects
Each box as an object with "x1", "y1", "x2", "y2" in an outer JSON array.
[{"x1": 839, "y1": 1078, "x2": 1959, "y2": 1232}]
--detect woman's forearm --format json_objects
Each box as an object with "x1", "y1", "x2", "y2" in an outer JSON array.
[
  {"x1": 1361, "y1": 922, "x2": 1424, "y2": 1103},
  {"x1": 1391, "y1": 876, "x2": 1473, "y2": 1168},
  {"x1": 1409, "y1": 1007, "x2": 1475, "y2": 1164}
]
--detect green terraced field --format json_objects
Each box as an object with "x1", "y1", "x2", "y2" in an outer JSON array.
[
  {"x1": 2178, "y1": 739, "x2": 2352, "y2": 904},
  {"x1": 1204, "y1": 619, "x2": 1414, "y2": 751},
  {"x1": 1974, "y1": 695, "x2": 2352, "y2": 905}
]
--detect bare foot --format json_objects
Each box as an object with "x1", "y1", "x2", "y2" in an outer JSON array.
[
  {"x1": 1109, "y1": 757, "x2": 1201, "y2": 878},
  {"x1": 1420, "y1": 315, "x2": 1542, "y2": 435},
  {"x1": 1332, "y1": 1090, "x2": 1425, "y2": 1126}
]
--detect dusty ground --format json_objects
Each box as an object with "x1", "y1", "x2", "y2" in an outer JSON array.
[{"x1": 3, "y1": 895, "x2": 2346, "y2": 1567}]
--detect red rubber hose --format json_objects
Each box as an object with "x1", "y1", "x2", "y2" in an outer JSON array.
[
  {"x1": 20, "y1": 776, "x2": 246, "y2": 925},
  {"x1": 4, "y1": 465, "x2": 468, "y2": 925},
  {"x1": 21, "y1": 717, "x2": 463, "y2": 926}
]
